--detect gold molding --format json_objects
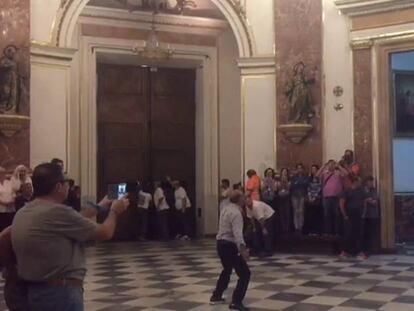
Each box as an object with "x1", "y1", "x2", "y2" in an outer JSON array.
[
  {"x1": 351, "y1": 39, "x2": 374, "y2": 50},
  {"x1": 351, "y1": 30, "x2": 414, "y2": 50},
  {"x1": 0, "y1": 114, "x2": 30, "y2": 121},
  {"x1": 30, "y1": 40, "x2": 56, "y2": 47},
  {"x1": 335, "y1": 0, "x2": 414, "y2": 17}
]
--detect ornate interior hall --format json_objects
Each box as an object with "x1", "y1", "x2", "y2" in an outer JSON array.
[{"x1": 2, "y1": 0, "x2": 414, "y2": 310}]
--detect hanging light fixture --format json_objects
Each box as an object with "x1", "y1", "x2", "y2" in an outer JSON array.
[{"x1": 133, "y1": 12, "x2": 173, "y2": 60}]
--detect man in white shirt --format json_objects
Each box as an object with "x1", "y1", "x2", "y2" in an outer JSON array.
[
  {"x1": 245, "y1": 197, "x2": 276, "y2": 256},
  {"x1": 210, "y1": 190, "x2": 250, "y2": 311},
  {"x1": 137, "y1": 183, "x2": 152, "y2": 241},
  {"x1": 173, "y1": 181, "x2": 191, "y2": 240},
  {"x1": 154, "y1": 182, "x2": 170, "y2": 240}
]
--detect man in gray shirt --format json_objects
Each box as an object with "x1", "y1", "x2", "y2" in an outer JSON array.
[
  {"x1": 11, "y1": 163, "x2": 129, "y2": 311},
  {"x1": 210, "y1": 190, "x2": 250, "y2": 311}
]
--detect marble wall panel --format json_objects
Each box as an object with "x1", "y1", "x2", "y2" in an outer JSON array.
[
  {"x1": 275, "y1": 0, "x2": 323, "y2": 170},
  {"x1": 0, "y1": 0, "x2": 30, "y2": 171},
  {"x1": 395, "y1": 195, "x2": 414, "y2": 242}
]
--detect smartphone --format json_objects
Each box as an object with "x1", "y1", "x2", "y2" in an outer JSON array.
[{"x1": 107, "y1": 183, "x2": 127, "y2": 200}]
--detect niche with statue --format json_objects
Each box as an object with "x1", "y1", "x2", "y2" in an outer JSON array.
[
  {"x1": 0, "y1": 44, "x2": 30, "y2": 138},
  {"x1": 278, "y1": 61, "x2": 315, "y2": 144}
]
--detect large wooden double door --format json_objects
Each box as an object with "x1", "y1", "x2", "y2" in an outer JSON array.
[{"x1": 97, "y1": 64, "x2": 196, "y2": 204}]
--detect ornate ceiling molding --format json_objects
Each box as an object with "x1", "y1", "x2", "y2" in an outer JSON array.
[
  {"x1": 80, "y1": 6, "x2": 229, "y2": 37},
  {"x1": 335, "y1": 0, "x2": 414, "y2": 16}
]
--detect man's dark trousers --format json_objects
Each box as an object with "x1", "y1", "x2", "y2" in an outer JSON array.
[{"x1": 212, "y1": 240, "x2": 250, "y2": 305}]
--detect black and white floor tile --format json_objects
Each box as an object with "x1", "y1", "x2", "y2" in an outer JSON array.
[{"x1": 2, "y1": 239, "x2": 414, "y2": 310}]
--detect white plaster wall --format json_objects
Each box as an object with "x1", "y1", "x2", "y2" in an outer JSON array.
[
  {"x1": 218, "y1": 28, "x2": 242, "y2": 185},
  {"x1": 30, "y1": 65, "x2": 68, "y2": 167},
  {"x1": 245, "y1": 0, "x2": 275, "y2": 55},
  {"x1": 30, "y1": 0, "x2": 60, "y2": 42},
  {"x1": 323, "y1": 0, "x2": 354, "y2": 161},
  {"x1": 243, "y1": 76, "x2": 276, "y2": 177}
]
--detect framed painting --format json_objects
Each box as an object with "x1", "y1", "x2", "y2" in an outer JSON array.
[{"x1": 393, "y1": 70, "x2": 414, "y2": 137}]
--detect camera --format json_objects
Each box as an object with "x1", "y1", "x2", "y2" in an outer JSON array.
[{"x1": 107, "y1": 183, "x2": 127, "y2": 200}]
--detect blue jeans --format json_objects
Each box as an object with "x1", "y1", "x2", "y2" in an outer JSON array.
[{"x1": 28, "y1": 285, "x2": 84, "y2": 311}]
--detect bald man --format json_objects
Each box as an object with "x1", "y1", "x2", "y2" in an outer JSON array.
[{"x1": 210, "y1": 191, "x2": 251, "y2": 311}]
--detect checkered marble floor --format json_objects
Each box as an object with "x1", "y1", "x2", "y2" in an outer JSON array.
[{"x1": 2, "y1": 239, "x2": 414, "y2": 311}]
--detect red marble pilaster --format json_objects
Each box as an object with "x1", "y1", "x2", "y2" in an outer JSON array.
[
  {"x1": 353, "y1": 49, "x2": 373, "y2": 175},
  {"x1": 275, "y1": 0, "x2": 323, "y2": 170},
  {"x1": 0, "y1": 0, "x2": 30, "y2": 171}
]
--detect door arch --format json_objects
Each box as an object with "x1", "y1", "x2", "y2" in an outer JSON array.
[{"x1": 52, "y1": 0, "x2": 255, "y2": 57}]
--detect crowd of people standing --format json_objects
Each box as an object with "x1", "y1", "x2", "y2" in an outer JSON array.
[
  {"x1": 0, "y1": 159, "x2": 82, "y2": 233},
  {"x1": 220, "y1": 149, "x2": 380, "y2": 259}
]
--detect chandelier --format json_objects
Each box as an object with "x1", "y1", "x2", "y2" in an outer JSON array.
[
  {"x1": 133, "y1": 16, "x2": 174, "y2": 60},
  {"x1": 129, "y1": 0, "x2": 199, "y2": 60}
]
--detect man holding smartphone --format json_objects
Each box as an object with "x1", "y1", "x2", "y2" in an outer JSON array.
[
  {"x1": 210, "y1": 190, "x2": 251, "y2": 311},
  {"x1": 10, "y1": 163, "x2": 129, "y2": 311}
]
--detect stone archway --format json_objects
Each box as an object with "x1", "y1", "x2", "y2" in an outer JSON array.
[{"x1": 52, "y1": 0, "x2": 255, "y2": 57}]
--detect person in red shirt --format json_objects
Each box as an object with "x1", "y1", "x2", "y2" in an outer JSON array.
[
  {"x1": 245, "y1": 170, "x2": 261, "y2": 201},
  {"x1": 341, "y1": 150, "x2": 361, "y2": 189}
]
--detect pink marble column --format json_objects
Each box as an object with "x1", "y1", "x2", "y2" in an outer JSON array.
[
  {"x1": 0, "y1": 0, "x2": 30, "y2": 170},
  {"x1": 275, "y1": 0, "x2": 323, "y2": 169},
  {"x1": 353, "y1": 49, "x2": 373, "y2": 175}
]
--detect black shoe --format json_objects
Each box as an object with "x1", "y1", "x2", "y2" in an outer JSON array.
[
  {"x1": 229, "y1": 303, "x2": 250, "y2": 310},
  {"x1": 210, "y1": 295, "x2": 225, "y2": 305}
]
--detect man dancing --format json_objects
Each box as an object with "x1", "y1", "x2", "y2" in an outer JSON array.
[{"x1": 210, "y1": 190, "x2": 251, "y2": 311}]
